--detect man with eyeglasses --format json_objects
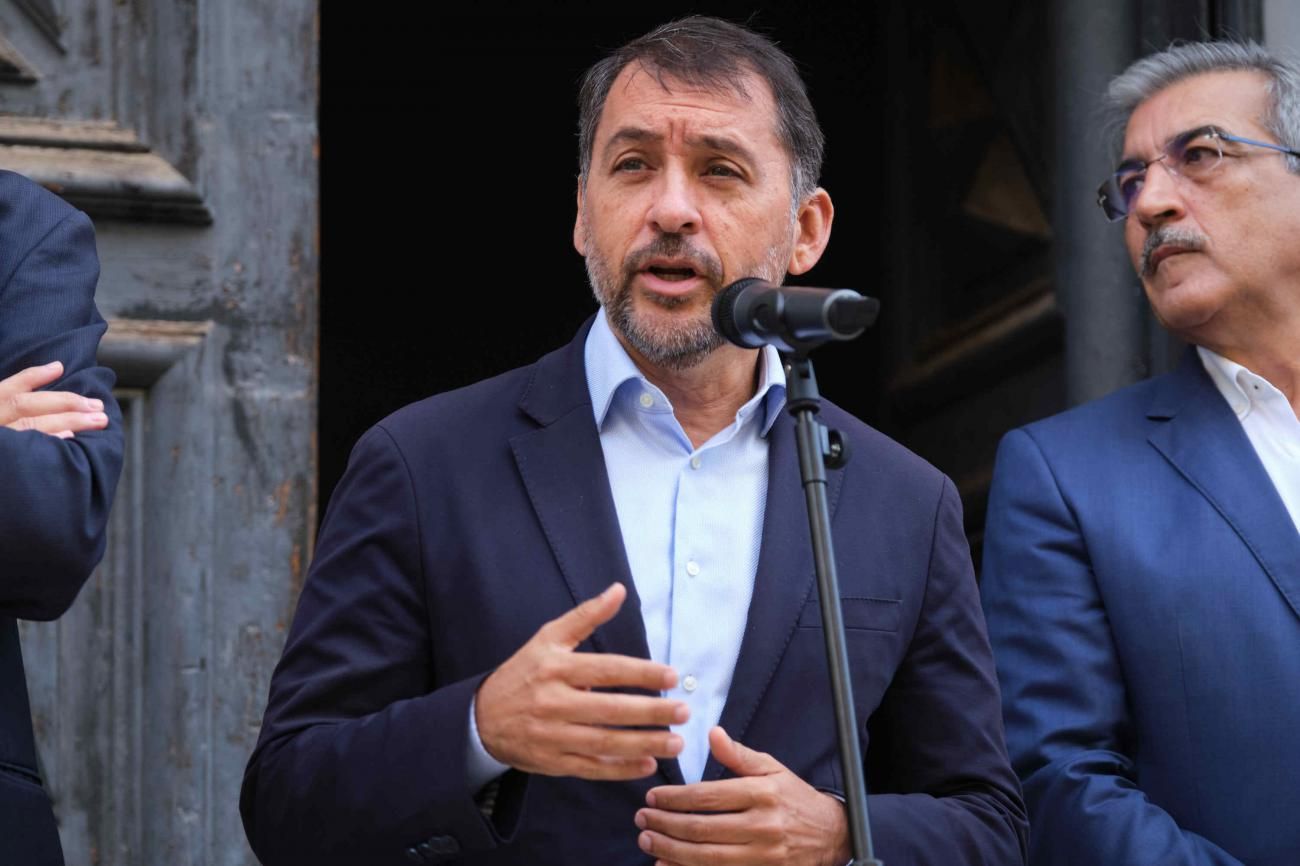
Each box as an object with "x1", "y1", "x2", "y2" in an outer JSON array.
[{"x1": 982, "y1": 41, "x2": 1300, "y2": 865}]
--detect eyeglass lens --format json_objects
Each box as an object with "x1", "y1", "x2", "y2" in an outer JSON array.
[{"x1": 1098, "y1": 127, "x2": 1224, "y2": 220}]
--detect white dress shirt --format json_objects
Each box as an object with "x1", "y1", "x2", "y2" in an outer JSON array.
[
  {"x1": 1198, "y1": 346, "x2": 1300, "y2": 533},
  {"x1": 466, "y1": 311, "x2": 785, "y2": 790}
]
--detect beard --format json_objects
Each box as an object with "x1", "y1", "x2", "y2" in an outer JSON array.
[{"x1": 583, "y1": 217, "x2": 792, "y2": 372}]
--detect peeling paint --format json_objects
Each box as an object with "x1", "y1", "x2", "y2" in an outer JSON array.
[
  {"x1": 288, "y1": 542, "x2": 303, "y2": 597},
  {"x1": 273, "y1": 478, "x2": 291, "y2": 525}
]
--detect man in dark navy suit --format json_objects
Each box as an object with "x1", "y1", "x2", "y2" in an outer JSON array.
[
  {"x1": 243, "y1": 17, "x2": 1026, "y2": 866},
  {"x1": 0, "y1": 169, "x2": 124, "y2": 865},
  {"x1": 982, "y1": 42, "x2": 1300, "y2": 866}
]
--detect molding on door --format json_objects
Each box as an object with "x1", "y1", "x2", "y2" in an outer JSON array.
[{"x1": 0, "y1": 116, "x2": 213, "y2": 225}]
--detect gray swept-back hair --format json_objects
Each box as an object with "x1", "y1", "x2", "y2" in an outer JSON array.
[
  {"x1": 1105, "y1": 40, "x2": 1300, "y2": 174},
  {"x1": 576, "y1": 15, "x2": 825, "y2": 203}
]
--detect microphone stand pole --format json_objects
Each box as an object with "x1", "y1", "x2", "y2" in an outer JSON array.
[{"x1": 782, "y1": 350, "x2": 882, "y2": 866}]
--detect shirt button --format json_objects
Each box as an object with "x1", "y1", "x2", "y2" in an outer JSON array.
[
  {"x1": 685, "y1": 560, "x2": 700, "y2": 577},
  {"x1": 682, "y1": 675, "x2": 698, "y2": 693},
  {"x1": 639, "y1": 393, "x2": 654, "y2": 408},
  {"x1": 690, "y1": 456, "x2": 702, "y2": 470}
]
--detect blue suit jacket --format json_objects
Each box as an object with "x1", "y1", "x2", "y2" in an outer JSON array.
[
  {"x1": 982, "y1": 349, "x2": 1300, "y2": 866},
  {"x1": 242, "y1": 319, "x2": 1027, "y2": 866},
  {"x1": 0, "y1": 170, "x2": 124, "y2": 866}
]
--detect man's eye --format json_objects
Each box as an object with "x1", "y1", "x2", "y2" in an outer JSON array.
[
  {"x1": 1118, "y1": 173, "x2": 1144, "y2": 201},
  {"x1": 614, "y1": 158, "x2": 646, "y2": 172},
  {"x1": 705, "y1": 164, "x2": 739, "y2": 178},
  {"x1": 1180, "y1": 145, "x2": 1218, "y2": 167}
]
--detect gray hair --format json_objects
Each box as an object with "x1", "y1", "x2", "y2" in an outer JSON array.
[
  {"x1": 1105, "y1": 40, "x2": 1300, "y2": 173},
  {"x1": 576, "y1": 16, "x2": 825, "y2": 204}
]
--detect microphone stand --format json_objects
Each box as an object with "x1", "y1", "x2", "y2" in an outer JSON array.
[{"x1": 782, "y1": 348, "x2": 882, "y2": 866}]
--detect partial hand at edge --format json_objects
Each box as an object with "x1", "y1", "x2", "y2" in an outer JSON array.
[{"x1": 0, "y1": 362, "x2": 108, "y2": 438}]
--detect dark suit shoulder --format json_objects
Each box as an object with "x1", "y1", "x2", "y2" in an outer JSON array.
[
  {"x1": 0, "y1": 169, "x2": 81, "y2": 234},
  {"x1": 0, "y1": 170, "x2": 93, "y2": 299},
  {"x1": 820, "y1": 399, "x2": 950, "y2": 492},
  {"x1": 1015, "y1": 372, "x2": 1175, "y2": 453},
  {"x1": 371, "y1": 323, "x2": 595, "y2": 458},
  {"x1": 376, "y1": 364, "x2": 536, "y2": 442}
]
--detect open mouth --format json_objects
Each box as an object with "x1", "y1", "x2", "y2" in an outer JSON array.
[{"x1": 645, "y1": 265, "x2": 699, "y2": 282}]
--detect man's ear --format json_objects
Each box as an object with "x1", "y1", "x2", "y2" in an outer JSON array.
[
  {"x1": 573, "y1": 177, "x2": 587, "y2": 257},
  {"x1": 787, "y1": 188, "x2": 834, "y2": 276}
]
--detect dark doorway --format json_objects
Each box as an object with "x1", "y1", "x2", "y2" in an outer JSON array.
[{"x1": 319, "y1": 4, "x2": 1059, "y2": 557}]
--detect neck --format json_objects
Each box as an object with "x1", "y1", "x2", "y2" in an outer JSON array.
[
  {"x1": 1205, "y1": 330, "x2": 1300, "y2": 418},
  {"x1": 623, "y1": 341, "x2": 765, "y2": 449}
]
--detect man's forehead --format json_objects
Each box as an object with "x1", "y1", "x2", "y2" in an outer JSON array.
[
  {"x1": 597, "y1": 61, "x2": 778, "y2": 129},
  {"x1": 1124, "y1": 70, "x2": 1270, "y2": 151},
  {"x1": 614, "y1": 60, "x2": 759, "y2": 104}
]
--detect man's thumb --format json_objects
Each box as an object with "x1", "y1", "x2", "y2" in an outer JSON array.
[
  {"x1": 544, "y1": 582, "x2": 626, "y2": 649},
  {"x1": 709, "y1": 726, "x2": 780, "y2": 776}
]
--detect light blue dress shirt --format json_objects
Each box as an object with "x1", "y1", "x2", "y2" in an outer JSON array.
[{"x1": 467, "y1": 310, "x2": 785, "y2": 789}]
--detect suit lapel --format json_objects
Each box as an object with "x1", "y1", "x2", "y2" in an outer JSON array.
[
  {"x1": 509, "y1": 319, "x2": 683, "y2": 785},
  {"x1": 1147, "y1": 350, "x2": 1300, "y2": 622},
  {"x1": 703, "y1": 411, "x2": 845, "y2": 781},
  {"x1": 510, "y1": 320, "x2": 650, "y2": 661}
]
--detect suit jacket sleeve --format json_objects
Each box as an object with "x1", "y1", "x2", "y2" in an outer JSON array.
[
  {"x1": 981, "y1": 428, "x2": 1242, "y2": 865},
  {"x1": 241, "y1": 425, "x2": 518, "y2": 866},
  {"x1": 0, "y1": 206, "x2": 124, "y2": 621},
  {"x1": 865, "y1": 476, "x2": 1029, "y2": 865}
]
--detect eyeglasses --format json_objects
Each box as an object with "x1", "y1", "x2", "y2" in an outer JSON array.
[{"x1": 1096, "y1": 125, "x2": 1300, "y2": 221}]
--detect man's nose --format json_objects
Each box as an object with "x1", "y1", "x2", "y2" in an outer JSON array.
[
  {"x1": 1130, "y1": 159, "x2": 1186, "y2": 228},
  {"x1": 646, "y1": 167, "x2": 701, "y2": 235}
]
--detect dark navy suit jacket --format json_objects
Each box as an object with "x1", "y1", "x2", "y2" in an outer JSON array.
[
  {"x1": 982, "y1": 350, "x2": 1300, "y2": 866},
  {"x1": 242, "y1": 319, "x2": 1027, "y2": 866},
  {"x1": 0, "y1": 170, "x2": 124, "y2": 866}
]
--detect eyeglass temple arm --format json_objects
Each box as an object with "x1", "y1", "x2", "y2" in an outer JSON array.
[{"x1": 1218, "y1": 131, "x2": 1300, "y2": 159}]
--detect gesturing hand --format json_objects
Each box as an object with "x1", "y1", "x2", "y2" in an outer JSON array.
[
  {"x1": 475, "y1": 582, "x2": 689, "y2": 780},
  {"x1": 0, "y1": 362, "x2": 107, "y2": 439},
  {"x1": 635, "y1": 726, "x2": 851, "y2": 866}
]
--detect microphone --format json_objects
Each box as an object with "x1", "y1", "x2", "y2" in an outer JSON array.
[{"x1": 712, "y1": 278, "x2": 879, "y2": 353}]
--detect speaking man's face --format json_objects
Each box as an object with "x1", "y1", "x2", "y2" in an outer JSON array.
[
  {"x1": 1121, "y1": 70, "x2": 1300, "y2": 346},
  {"x1": 574, "y1": 64, "x2": 802, "y2": 372}
]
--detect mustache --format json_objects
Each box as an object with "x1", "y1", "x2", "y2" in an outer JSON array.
[
  {"x1": 1141, "y1": 226, "x2": 1207, "y2": 277},
  {"x1": 623, "y1": 234, "x2": 724, "y2": 285}
]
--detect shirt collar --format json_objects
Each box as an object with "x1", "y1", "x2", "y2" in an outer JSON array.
[
  {"x1": 1196, "y1": 345, "x2": 1287, "y2": 420},
  {"x1": 584, "y1": 308, "x2": 787, "y2": 435}
]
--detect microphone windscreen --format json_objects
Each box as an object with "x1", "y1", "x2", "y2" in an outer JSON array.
[{"x1": 712, "y1": 277, "x2": 766, "y2": 347}]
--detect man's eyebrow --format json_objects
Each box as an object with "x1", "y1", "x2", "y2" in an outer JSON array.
[
  {"x1": 599, "y1": 128, "x2": 759, "y2": 167},
  {"x1": 1121, "y1": 124, "x2": 1219, "y2": 164},
  {"x1": 602, "y1": 127, "x2": 662, "y2": 162},
  {"x1": 689, "y1": 134, "x2": 758, "y2": 166}
]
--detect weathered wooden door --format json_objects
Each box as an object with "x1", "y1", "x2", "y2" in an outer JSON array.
[{"x1": 1, "y1": 2, "x2": 317, "y2": 863}]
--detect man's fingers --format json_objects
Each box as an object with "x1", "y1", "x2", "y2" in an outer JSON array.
[
  {"x1": 638, "y1": 830, "x2": 741, "y2": 865},
  {"x1": 553, "y1": 753, "x2": 659, "y2": 781},
  {"x1": 708, "y1": 726, "x2": 780, "y2": 777},
  {"x1": 7, "y1": 411, "x2": 108, "y2": 435},
  {"x1": 545, "y1": 723, "x2": 684, "y2": 761},
  {"x1": 0, "y1": 361, "x2": 63, "y2": 399},
  {"x1": 562, "y1": 651, "x2": 678, "y2": 691},
  {"x1": 1, "y1": 390, "x2": 102, "y2": 425},
  {"x1": 646, "y1": 777, "x2": 760, "y2": 813},
  {"x1": 563, "y1": 690, "x2": 688, "y2": 727},
  {"x1": 636, "y1": 808, "x2": 758, "y2": 845},
  {"x1": 539, "y1": 583, "x2": 628, "y2": 649}
]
